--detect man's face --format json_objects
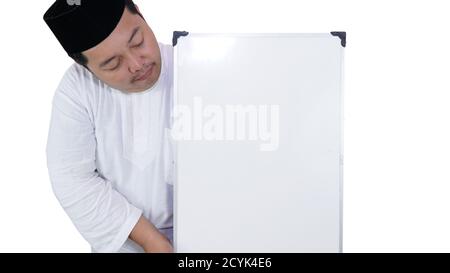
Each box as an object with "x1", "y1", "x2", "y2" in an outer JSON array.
[{"x1": 83, "y1": 6, "x2": 161, "y2": 93}]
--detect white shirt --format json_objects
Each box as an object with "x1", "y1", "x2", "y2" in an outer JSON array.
[{"x1": 46, "y1": 42, "x2": 175, "y2": 253}]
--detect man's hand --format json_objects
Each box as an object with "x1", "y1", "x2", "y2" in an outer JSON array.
[{"x1": 129, "y1": 215, "x2": 173, "y2": 253}]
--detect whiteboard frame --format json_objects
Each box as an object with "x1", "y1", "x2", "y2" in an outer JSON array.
[{"x1": 172, "y1": 32, "x2": 345, "y2": 253}]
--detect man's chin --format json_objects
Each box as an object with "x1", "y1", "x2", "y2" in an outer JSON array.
[{"x1": 124, "y1": 82, "x2": 156, "y2": 93}]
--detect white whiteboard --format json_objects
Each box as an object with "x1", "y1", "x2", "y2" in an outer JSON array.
[{"x1": 172, "y1": 33, "x2": 344, "y2": 252}]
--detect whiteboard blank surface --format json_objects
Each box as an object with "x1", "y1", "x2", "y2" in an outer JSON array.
[{"x1": 173, "y1": 33, "x2": 344, "y2": 252}]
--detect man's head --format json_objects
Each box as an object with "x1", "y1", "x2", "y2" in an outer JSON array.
[{"x1": 44, "y1": 0, "x2": 162, "y2": 93}]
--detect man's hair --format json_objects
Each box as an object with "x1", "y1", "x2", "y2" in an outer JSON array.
[{"x1": 68, "y1": 0, "x2": 142, "y2": 69}]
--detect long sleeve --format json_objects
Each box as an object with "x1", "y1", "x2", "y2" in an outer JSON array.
[{"x1": 46, "y1": 69, "x2": 142, "y2": 252}]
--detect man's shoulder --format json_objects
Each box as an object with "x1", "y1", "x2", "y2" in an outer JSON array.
[
  {"x1": 56, "y1": 62, "x2": 105, "y2": 97},
  {"x1": 158, "y1": 41, "x2": 174, "y2": 80},
  {"x1": 158, "y1": 41, "x2": 173, "y2": 49},
  {"x1": 61, "y1": 62, "x2": 93, "y2": 85},
  {"x1": 158, "y1": 41, "x2": 174, "y2": 57}
]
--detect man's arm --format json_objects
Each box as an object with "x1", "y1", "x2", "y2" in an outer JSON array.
[
  {"x1": 129, "y1": 215, "x2": 173, "y2": 253},
  {"x1": 47, "y1": 68, "x2": 142, "y2": 252}
]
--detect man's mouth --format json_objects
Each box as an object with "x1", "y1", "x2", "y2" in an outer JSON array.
[{"x1": 133, "y1": 64, "x2": 154, "y2": 82}]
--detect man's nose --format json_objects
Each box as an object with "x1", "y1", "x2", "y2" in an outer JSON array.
[{"x1": 127, "y1": 53, "x2": 144, "y2": 74}]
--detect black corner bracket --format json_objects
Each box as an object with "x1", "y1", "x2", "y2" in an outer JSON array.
[
  {"x1": 172, "y1": 31, "x2": 189, "y2": 46},
  {"x1": 330, "y1": 31, "x2": 346, "y2": 47}
]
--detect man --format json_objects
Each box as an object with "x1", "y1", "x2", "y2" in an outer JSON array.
[{"x1": 44, "y1": 0, "x2": 174, "y2": 253}]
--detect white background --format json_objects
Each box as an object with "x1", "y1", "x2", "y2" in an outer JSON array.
[{"x1": 0, "y1": 0, "x2": 449, "y2": 252}]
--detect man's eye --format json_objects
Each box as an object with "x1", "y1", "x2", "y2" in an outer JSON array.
[
  {"x1": 108, "y1": 61, "x2": 121, "y2": 71},
  {"x1": 133, "y1": 39, "x2": 144, "y2": 48}
]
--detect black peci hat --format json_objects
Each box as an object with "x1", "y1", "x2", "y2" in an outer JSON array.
[{"x1": 43, "y1": 0, "x2": 126, "y2": 54}]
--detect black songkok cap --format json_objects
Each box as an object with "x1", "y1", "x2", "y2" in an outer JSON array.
[{"x1": 43, "y1": 0, "x2": 126, "y2": 54}]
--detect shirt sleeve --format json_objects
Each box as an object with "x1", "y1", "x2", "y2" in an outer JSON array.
[{"x1": 46, "y1": 67, "x2": 142, "y2": 252}]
